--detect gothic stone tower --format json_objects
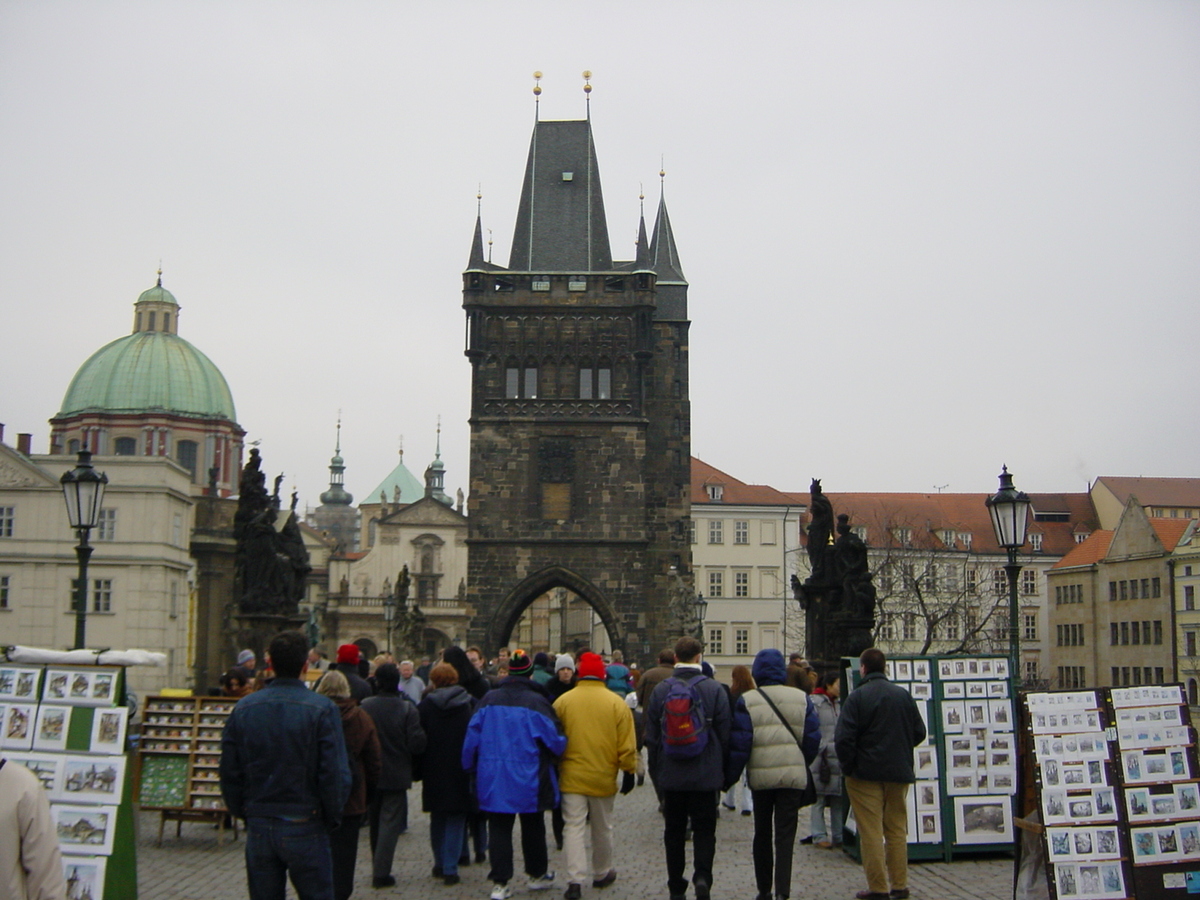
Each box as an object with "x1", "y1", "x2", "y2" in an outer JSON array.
[{"x1": 462, "y1": 115, "x2": 691, "y2": 662}]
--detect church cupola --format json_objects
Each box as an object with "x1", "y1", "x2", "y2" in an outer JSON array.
[
  {"x1": 133, "y1": 269, "x2": 181, "y2": 334},
  {"x1": 423, "y1": 420, "x2": 453, "y2": 506},
  {"x1": 319, "y1": 418, "x2": 354, "y2": 507}
]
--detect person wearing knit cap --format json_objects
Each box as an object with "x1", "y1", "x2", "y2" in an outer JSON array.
[
  {"x1": 553, "y1": 652, "x2": 638, "y2": 898},
  {"x1": 327, "y1": 644, "x2": 372, "y2": 703},
  {"x1": 463, "y1": 649, "x2": 566, "y2": 899},
  {"x1": 531, "y1": 652, "x2": 555, "y2": 686},
  {"x1": 237, "y1": 648, "x2": 256, "y2": 670},
  {"x1": 547, "y1": 654, "x2": 576, "y2": 702}
]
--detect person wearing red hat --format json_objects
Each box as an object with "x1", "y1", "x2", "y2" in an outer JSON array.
[
  {"x1": 553, "y1": 652, "x2": 638, "y2": 899},
  {"x1": 328, "y1": 644, "x2": 372, "y2": 703}
]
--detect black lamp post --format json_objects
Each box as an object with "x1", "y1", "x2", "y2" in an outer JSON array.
[
  {"x1": 60, "y1": 450, "x2": 108, "y2": 650},
  {"x1": 694, "y1": 592, "x2": 708, "y2": 642},
  {"x1": 986, "y1": 465, "x2": 1031, "y2": 684},
  {"x1": 383, "y1": 595, "x2": 396, "y2": 656}
]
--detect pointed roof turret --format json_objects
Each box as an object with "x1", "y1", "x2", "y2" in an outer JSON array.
[
  {"x1": 467, "y1": 213, "x2": 489, "y2": 270},
  {"x1": 508, "y1": 119, "x2": 613, "y2": 272},
  {"x1": 649, "y1": 179, "x2": 686, "y2": 285},
  {"x1": 634, "y1": 189, "x2": 651, "y2": 270},
  {"x1": 319, "y1": 417, "x2": 354, "y2": 507}
]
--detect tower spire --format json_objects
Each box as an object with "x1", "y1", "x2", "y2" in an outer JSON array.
[
  {"x1": 533, "y1": 71, "x2": 542, "y2": 122},
  {"x1": 583, "y1": 70, "x2": 592, "y2": 120},
  {"x1": 649, "y1": 170, "x2": 686, "y2": 283},
  {"x1": 635, "y1": 185, "x2": 650, "y2": 269},
  {"x1": 467, "y1": 187, "x2": 488, "y2": 270}
]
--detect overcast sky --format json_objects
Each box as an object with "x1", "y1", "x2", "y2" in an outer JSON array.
[{"x1": 2, "y1": 2, "x2": 1197, "y2": 508}]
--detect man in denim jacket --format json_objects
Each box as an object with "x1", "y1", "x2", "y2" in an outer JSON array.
[{"x1": 221, "y1": 631, "x2": 351, "y2": 900}]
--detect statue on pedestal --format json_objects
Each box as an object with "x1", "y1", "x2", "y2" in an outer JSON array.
[{"x1": 234, "y1": 448, "x2": 311, "y2": 616}]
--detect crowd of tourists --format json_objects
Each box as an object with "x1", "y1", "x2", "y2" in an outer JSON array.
[{"x1": 204, "y1": 634, "x2": 925, "y2": 900}]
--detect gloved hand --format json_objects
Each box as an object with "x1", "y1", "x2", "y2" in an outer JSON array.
[{"x1": 620, "y1": 771, "x2": 636, "y2": 795}]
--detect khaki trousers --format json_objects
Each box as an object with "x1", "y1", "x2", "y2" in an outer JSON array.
[
  {"x1": 846, "y1": 776, "x2": 910, "y2": 894},
  {"x1": 561, "y1": 792, "x2": 615, "y2": 886}
]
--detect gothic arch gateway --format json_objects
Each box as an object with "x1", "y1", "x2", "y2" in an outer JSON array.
[{"x1": 462, "y1": 113, "x2": 693, "y2": 664}]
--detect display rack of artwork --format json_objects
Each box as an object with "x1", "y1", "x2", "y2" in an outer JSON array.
[
  {"x1": 133, "y1": 695, "x2": 238, "y2": 845},
  {"x1": 0, "y1": 662, "x2": 136, "y2": 900},
  {"x1": 840, "y1": 654, "x2": 1017, "y2": 863},
  {"x1": 1026, "y1": 684, "x2": 1198, "y2": 900}
]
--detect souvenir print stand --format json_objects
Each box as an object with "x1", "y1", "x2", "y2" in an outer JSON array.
[
  {"x1": 839, "y1": 654, "x2": 1018, "y2": 864},
  {"x1": 1028, "y1": 684, "x2": 1198, "y2": 900},
  {"x1": 133, "y1": 695, "x2": 238, "y2": 847},
  {"x1": 0, "y1": 662, "x2": 137, "y2": 900}
]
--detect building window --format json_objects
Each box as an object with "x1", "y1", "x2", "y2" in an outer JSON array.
[
  {"x1": 0, "y1": 507, "x2": 13, "y2": 538},
  {"x1": 943, "y1": 617, "x2": 959, "y2": 641},
  {"x1": 1120, "y1": 581, "x2": 1128, "y2": 601},
  {"x1": 1187, "y1": 633, "x2": 1197, "y2": 657},
  {"x1": 92, "y1": 579, "x2": 113, "y2": 613},
  {"x1": 1153, "y1": 577, "x2": 1162, "y2": 598},
  {"x1": 1022, "y1": 570, "x2": 1037, "y2": 595},
  {"x1": 1109, "y1": 582, "x2": 1117, "y2": 602},
  {"x1": 734, "y1": 571, "x2": 750, "y2": 598},
  {"x1": 0, "y1": 575, "x2": 9, "y2": 609},
  {"x1": 708, "y1": 571, "x2": 724, "y2": 598},
  {"x1": 1024, "y1": 614, "x2": 1037, "y2": 641},
  {"x1": 1132, "y1": 621, "x2": 1141, "y2": 644},
  {"x1": 902, "y1": 614, "x2": 917, "y2": 641},
  {"x1": 689, "y1": 521, "x2": 697, "y2": 544},
  {"x1": 97, "y1": 508, "x2": 117, "y2": 542},
  {"x1": 1130, "y1": 580, "x2": 1140, "y2": 600},
  {"x1": 1120, "y1": 622, "x2": 1129, "y2": 645},
  {"x1": 113, "y1": 437, "x2": 137, "y2": 455},
  {"x1": 177, "y1": 440, "x2": 198, "y2": 475},
  {"x1": 734, "y1": 628, "x2": 750, "y2": 655},
  {"x1": 1030, "y1": 533, "x2": 1043, "y2": 552},
  {"x1": 708, "y1": 520, "x2": 723, "y2": 544},
  {"x1": 707, "y1": 628, "x2": 724, "y2": 655},
  {"x1": 1186, "y1": 585, "x2": 1196, "y2": 611},
  {"x1": 878, "y1": 618, "x2": 894, "y2": 641},
  {"x1": 992, "y1": 569, "x2": 1008, "y2": 596},
  {"x1": 525, "y1": 367, "x2": 538, "y2": 399},
  {"x1": 1024, "y1": 660, "x2": 1039, "y2": 685},
  {"x1": 893, "y1": 527, "x2": 912, "y2": 547},
  {"x1": 734, "y1": 521, "x2": 749, "y2": 545},
  {"x1": 1154, "y1": 620, "x2": 1163, "y2": 645},
  {"x1": 1075, "y1": 533, "x2": 1089, "y2": 543},
  {"x1": 1111, "y1": 622, "x2": 1119, "y2": 645},
  {"x1": 966, "y1": 568, "x2": 978, "y2": 593},
  {"x1": 924, "y1": 565, "x2": 937, "y2": 592},
  {"x1": 706, "y1": 484, "x2": 724, "y2": 502}
]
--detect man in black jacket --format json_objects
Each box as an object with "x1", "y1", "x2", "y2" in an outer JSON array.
[{"x1": 834, "y1": 648, "x2": 926, "y2": 900}]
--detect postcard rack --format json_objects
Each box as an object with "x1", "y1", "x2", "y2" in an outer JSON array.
[
  {"x1": 0, "y1": 663, "x2": 136, "y2": 900},
  {"x1": 840, "y1": 654, "x2": 1018, "y2": 864},
  {"x1": 1027, "y1": 684, "x2": 1199, "y2": 900},
  {"x1": 133, "y1": 694, "x2": 238, "y2": 846}
]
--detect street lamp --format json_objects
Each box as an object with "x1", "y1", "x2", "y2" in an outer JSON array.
[
  {"x1": 383, "y1": 595, "x2": 396, "y2": 656},
  {"x1": 986, "y1": 465, "x2": 1031, "y2": 685},
  {"x1": 694, "y1": 592, "x2": 708, "y2": 641},
  {"x1": 60, "y1": 450, "x2": 108, "y2": 650}
]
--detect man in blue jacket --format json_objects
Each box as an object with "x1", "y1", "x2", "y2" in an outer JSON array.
[
  {"x1": 835, "y1": 648, "x2": 927, "y2": 900},
  {"x1": 462, "y1": 649, "x2": 567, "y2": 900},
  {"x1": 644, "y1": 636, "x2": 732, "y2": 900},
  {"x1": 220, "y1": 630, "x2": 351, "y2": 900}
]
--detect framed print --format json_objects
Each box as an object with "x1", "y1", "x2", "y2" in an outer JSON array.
[
  {"x1": 989, "y1": 700, "x2": 1012, "y2": 730},
  {"x1": 967, "y1": 659, "x2": 980, "y2": 676},
  {"x1": 43, "y1": 668, "x2": 111, "y2": 707},
  {"x1": 950, "y1": 737, "x2": 974, "y2": 752},
  {"x1": 91, "y1": 671, "x2": 116, "y2": 703},
  {"x1": 1155, "y1": 825, "x2": 1183, "y2": 861},
  {"x1": 1150, "y1": 794, "x2": 1178, "y2": 817},
  {"x1": 942, "y1": 701, "x2": 964, "y2": 733},
  {"x1": 911, "y1": 682, "x2": 932, "y2": 700},
  {"x1": 953, "y1": 796, "x2": 1013, "y2": 845},
  {"x1": 988, "y1": 771, "x2": 1015, "y2": 793},
  {"x1": 1043, "y1": 759, "x2": 1061, "y2": 787},
  {"x1": 894, "y1": 660, "x2": 912, "y2": 681},
  {"x1": 1061, "y1": 763, "x2": 1086, "y2": 787},
  {"x1": 1094, "y1": 827, "x2": 1121, "y2": 859},
  {"x1": 1125, "y1": 787, "x2": 1151, "y2": 820},
  {"x1": 1176, "y1": 782, "x2": 1200, "y2": 813},
  {"x1": 913, "y1": 660, "x2": 930, "y2": 681},
  {"x1": 885, "y1": 661, "x2": 895, "y2": 680},
  {"x1": 62, "y1": 856, "x2": 106, "y2": 900},
  {"x1": 916, "y1": 781, "x2": 938, "y2": 809},
  {"x1": 967, "y1": 681, "x2": 987, "y2": 698},
  {"x1": 1048, "y1": 829, "x2": 1074, "y2": 861},
  {"x1": 1086, "y1": 760, "x2": 1106, "y2": 786},
  {"x1": 5, "y1": 751, "x2": 64, "y2": 796},
  {"x1": 943, "y1": 681, "x2": 965, "y2": 699},
  {"x1": 990, "y1": 733, "x2": 1015, "y2": 754},
  {"x1": 1093, "y1": 787, "x2": 1116, "y2": 817},
  {"x1": 89, "y1": 709, "x2": 127, "y2": 755},
  {"x1": 915, "y1": 746, "x2": 938, "y2": 777},
  {"x1": 1, "y1": 702, "x2": 35, "y2": 749},
  {"x1": 948, "y1": 773, "x2": 977, "y2": 795},
  {"x1": 950, "y1": 751, "x2": 975, "y2": 771},
  {"x1": 52, "y1": 803, "x2": 118, "y2": 856},
  {"x1": 1132, "y1": 828, "x2": 1158, "y2": 862},
  {"x1": 917, "y1": 809, "x2": 941, "y2": 842},
  {"x1": 993, "y1": 659, "x2": 1009, "y2": 678},
  {"x1": 965, "y1": 701, "x2": 989, "y2": 727},
  {"x1": 60, "y1": 756, "x2": 126, "y2": 804},
  {"x1": 1055, "y1": 862, "x2": 1126, "y2": 900},
  {"x1": 33, "y1": 705, "x2": 72, "y2": 752},
  {"x1": 1122, "y1": 750, "x2": 1146, "y2": 783},
  {"x1": 987, "y1": 680, "x2": 1008, "y2": 698},
  {"x1": 0, "y1": 666, "x2": 40, "y2": 700},
  {"x1": 1180, "y1": 823, "x2": 1200, "y2": 859}
]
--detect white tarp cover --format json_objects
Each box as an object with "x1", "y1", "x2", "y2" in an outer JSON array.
[{"x1": 3, "y1": 645, "x2": 166, "y2": 667}]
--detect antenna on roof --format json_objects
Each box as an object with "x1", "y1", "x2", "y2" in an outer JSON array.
[
  {"x1": 532, "y1": 71, "x2": 542, "y2": 121},
  {"x1": 582, "y1": 70, "x2": 592, "y2": 119},
  {"x1": 933, "y1": 484, "x2": 948, "y2": 493}
]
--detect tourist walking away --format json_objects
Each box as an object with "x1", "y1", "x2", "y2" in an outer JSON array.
[
  {"x1": 330, "y1": 643, "x2": 373, "y2": 703},
  {"x1": 1, "y1": 754, "x2": 67, "y2": 900},
  {"x1": 463, "y1": 650, "x2": 566, "y2": 900},
  {"x1": 644, "y1": 636, "x2": 732, "y2": 900},
  {"x1": 835, "y1": 648, "x2": 926, "y2": 900},
  {"x1": 742, "y1": 649, "x2": 820, "y2": 900},
  {"x1": 553, "y1": 651, "x2": 639, "y2": 898},
  {"x1": 722, "y1": 664, "x2": 757, "y2": 816},
  {"x1": 604, "y1": 650, "x2": 633, "y2": 697},
  {"x1": 809, "y1": 671, "x2": 845, "y2": 849},
  {"x1": 362, "y1": 662, "x2": 428, "y2": 888},
  {"x1": 220, "y1": 630, "x2": 351, "y2": 900},
  {"x1": 417, "y1": 662, "x2": 476, "y2": 885},
  {"x1": 315, "y1": 671, "x2": 382, "y2": 900}
]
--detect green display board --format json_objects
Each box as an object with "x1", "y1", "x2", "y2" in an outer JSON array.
[{"x1": 137, "y1": 755, "x2": 189, "y2": 809}]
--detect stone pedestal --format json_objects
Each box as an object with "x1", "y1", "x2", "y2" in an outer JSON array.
[{"x1": 229, "y1": 612, "x2": 309, "y2": 669}]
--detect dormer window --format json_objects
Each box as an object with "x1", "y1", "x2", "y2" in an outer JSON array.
[
  {"x1": 941, "y1": 529, "x2": 956, "y2": 548},
  {"x1": 1075, "y1": 532, "x2": 1090, "y2": 544},
  {"x1": 706, "y1": 484, "x2": 724, "y2": 502},
  {"x1": 1030, "y1": 533, "x2": 1043, "y2": 552},
  {"x1": 892, "y1": 527, "x2": 912, "y2": 547},
  {"x1": 959, "y1": 532, "x2": 973, "y2": 550}
]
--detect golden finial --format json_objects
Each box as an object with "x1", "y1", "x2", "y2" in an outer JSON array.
[
  {"x1": 477, "y1": 184, "x2": 482, "y2": 216},
  {"x1": 532, "y1": 71, "x2": 542, "y2": 96},
  {"x1": 639, "y1": 183, "x2": 645, "y2": 202},
  {"x1": 157, "y1": 261, "x2": 163, "y2": 287},
  {"x1": 582, "y1": 70, "x2": 592, "y2": 93},
  {"x1": 660, "y1": 155, "x2": 666, "y2": 181}
]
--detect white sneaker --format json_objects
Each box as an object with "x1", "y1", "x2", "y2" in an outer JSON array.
[
  {"x1": 490, "y1": 883, "x2": 513, "y2": 900},
  {"x1": 527, "y1": 871, "x2": 556, "y2": 890}
]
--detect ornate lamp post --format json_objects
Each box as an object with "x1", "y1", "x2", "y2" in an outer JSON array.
[
  {"x1": 60, "y1": 450, "x2": 108, "y2": 650},
  {"x1": 694, "y1": 592, "x2": 708, "y2": 642},
  {"x1": 383, "y1": 595, "x2": 396, "y2": 656},
  {"x1": 986, "y1": 465, "x2": 1031, "y2": 684}
]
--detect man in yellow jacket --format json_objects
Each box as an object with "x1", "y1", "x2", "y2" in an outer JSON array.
[{"x1": 552, "y1": 651, "x2": 638, "y2": 899}]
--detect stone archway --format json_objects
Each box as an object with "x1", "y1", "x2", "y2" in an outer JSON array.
[{"x1": 487, "y1": 565, "x2": 623, "y2": 656}]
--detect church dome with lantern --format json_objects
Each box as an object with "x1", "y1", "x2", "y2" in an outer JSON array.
[{"x1": 49, "y1": 273, "x2": 245, "y2": 496}]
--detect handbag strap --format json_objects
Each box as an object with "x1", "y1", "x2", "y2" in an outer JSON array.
[{"x1": 756, "y1": 687, "x2": 804, "y2": 753}]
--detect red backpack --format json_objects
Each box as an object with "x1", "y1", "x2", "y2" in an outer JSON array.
[{"x1": 661, "y1": 674, "x2": 710, "y2": 758}]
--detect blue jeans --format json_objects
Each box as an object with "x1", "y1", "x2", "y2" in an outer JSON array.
[
  {"x1": 245, "y1": 817, "x2": 333, "y2": 900},
  {"x1": 810, "y1": 793, "x2": 845, "y2": 845},
  {"x1": 431, "y1": 813, "x2": 467, "y2": 876}
]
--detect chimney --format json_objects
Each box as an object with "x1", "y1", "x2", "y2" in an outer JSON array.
[{"x1": 17, "y1": 433, "x2": 32, "y2": 456}]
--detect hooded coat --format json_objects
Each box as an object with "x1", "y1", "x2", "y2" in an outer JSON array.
[
  {"x1": 443, "y1": 646, "x2": 491, "y2": 700},
  {"x1": 743, "y1": 649, "x2": 821, "y2": 792},
  {"x1": 553, "y1": 679, "x2": 638, "y2": 796},
  {"x1": 332, "y1": 696, "x2": 383, "y2": 817},
  {"x1": 417, "y1": 685, "x2": 475, "y2": 814}
]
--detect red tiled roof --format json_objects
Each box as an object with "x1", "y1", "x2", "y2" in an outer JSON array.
[
  {"x1": 1052, "y1": 531, "x2": 1114, "y2": 569},
  {"x1": 691, "y1": 458, "x2": 800, "y2": 507},
  {"x1": 1095, "y1": 477, "x2": 1200, "y2": 509},
  {"x1": 1151, "y1": 518, "x2": 1194, "y2": 552}
]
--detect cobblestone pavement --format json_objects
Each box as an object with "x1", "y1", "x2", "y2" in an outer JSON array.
[{"x1": 136, "y1": 785, "x2": 1014, "y2": 900}]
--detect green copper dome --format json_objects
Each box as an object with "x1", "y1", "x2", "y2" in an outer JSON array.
[
  {"x1": 136, "y1": 283, "x2": 178, "y2": 306},
  {"x1": 58, "y1": 331, "x2": 237, "y2": 420}
]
